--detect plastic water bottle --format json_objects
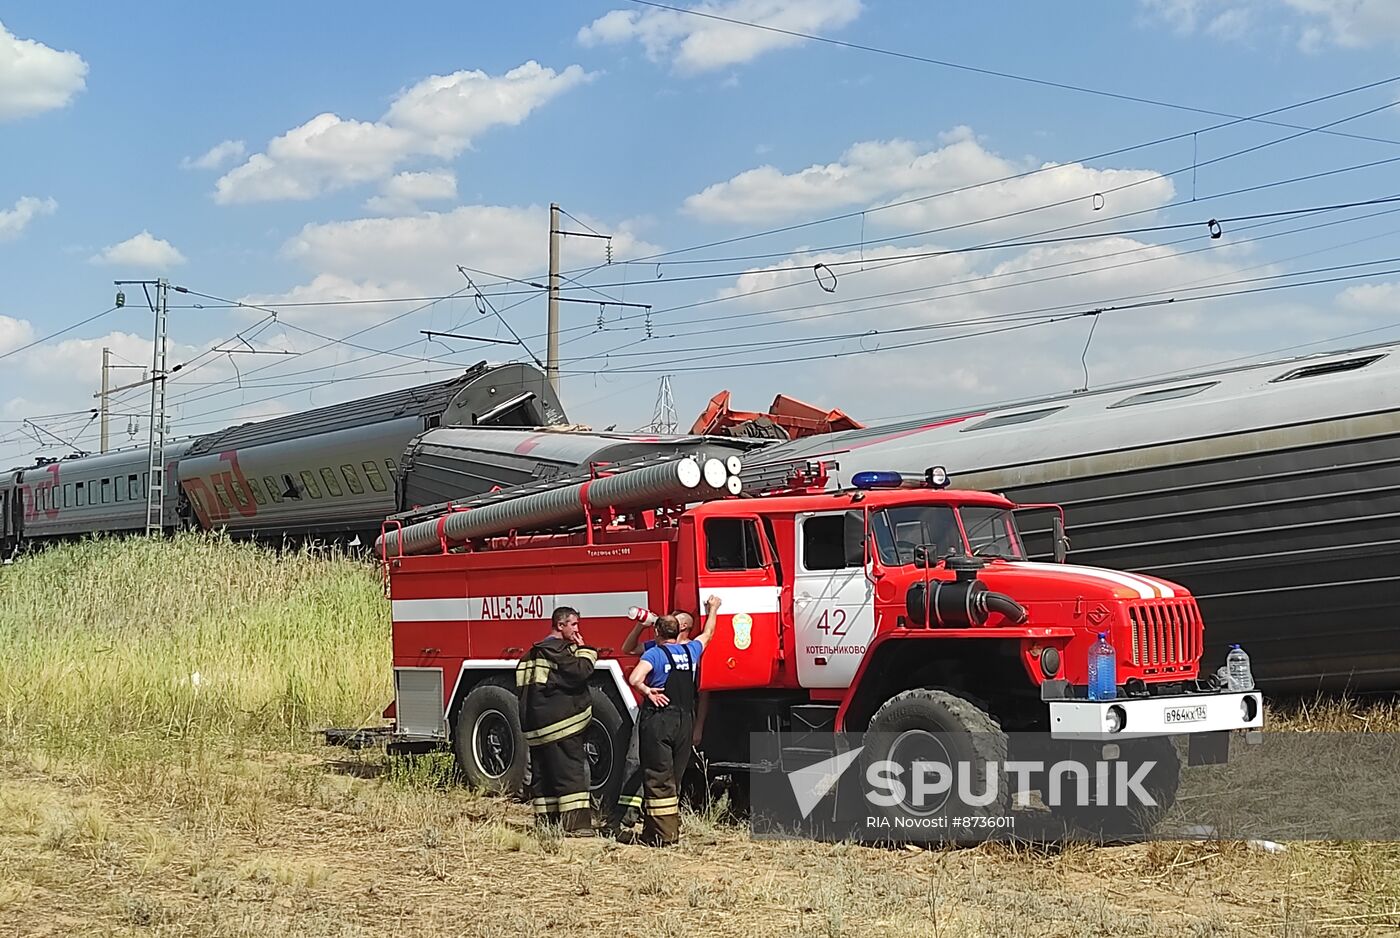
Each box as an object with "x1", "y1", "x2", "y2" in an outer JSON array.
[
  {"x1": 1087, "y1": 632, "x2": 1117, "y2": 701},
  {"x1": 627, "y1": 606, "x2": 658, "y2": 626},
  {"x1": 1225, "y1": 644, "x2": 1254, "y2": 691}
]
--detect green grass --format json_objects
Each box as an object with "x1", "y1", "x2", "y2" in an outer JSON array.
[
  {"x1": 1, "y1": 537, "x2": 1398, "y2": 937},
  {"x1": 0, "y1": 534, "x2": 390, "y2": 764}
]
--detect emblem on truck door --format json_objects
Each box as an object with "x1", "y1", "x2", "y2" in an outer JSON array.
[{"x1": 733, "y1": 613, "x2": 753, "y2": 650}]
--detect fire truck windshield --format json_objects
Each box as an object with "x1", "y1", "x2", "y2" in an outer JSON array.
[
  {"x1": 959, "y1": 506, "x2": 1026, "y2": 559},
  {"x1": 872, "y1": 504, "x2": 1026, "y2": 564}
]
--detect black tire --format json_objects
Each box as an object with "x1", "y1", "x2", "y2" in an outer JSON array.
[
  {"x1": 1047, "y1": 736, "x2": 1181, "y2": 842},
  {"x1": 453, "y1": 679, "x2": 527, "y2": 796},
  {"x1": 860, "y1": 688, "x2": 1010, "y2": 835},
  {"x1": 585, "y1": 686, "x2": 627, "y2": 814}
]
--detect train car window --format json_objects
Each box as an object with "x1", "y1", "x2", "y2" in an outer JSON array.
[
  {"x1": 339, "y1": 465, "x2": 365, "y2": 495},
  {"x1": 186, "y1": 487, "x2": 209, "y2": 519},
  {"x1": 318, "y1": 467, "x2": 344, "y2": 497},
  {"x1": 211, "y1": 479, "x2": 234, "y2": 510},
  {"x1": 63, "y1": 483, "x2": 72, "y2": 508},
  {"x1": 128, "y1": 475, "x2": 139, "y2": 500},
  {"x1": 75, "y1": 481, "x2": 86, "y2": 507},
  {"x1": 261, "y1": 476, "x2": 284, "y2": 503},
  {"x1": 361, "y1": 461, "x2": 388, "y2": 492},
  {"x1": 1271, "y1": 354, "x2": 1385, "y2": 383},
  {"x1": 115, "y1": 478, "x2": 124, "y2": 502},
  {"x1": 962, "y1": 407, "x2": 1066, "y2": 432},
  {"x1": 101, "y1": 478, "x2": 112, "y2": 504},
  {"x1": 385, "y1": 458, "x2": 398, "y2": 482},
  {"x1": 299, "y1": 470, "x2": 323, "y2": 499},
  {"x1": 143, "y1": 472, "x2": 149, "y2": 499},
  {"x1": 704, "y1": 518, "x2": 765, "y2": 571},
  {"x1": 1109, "y1": 382, "x2": 1217, "y2": 408},
  {"x1": 246, "y1": 477, "x2": 268, "y2": 506}
]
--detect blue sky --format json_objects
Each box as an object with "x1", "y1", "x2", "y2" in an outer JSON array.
[{"x1": 4, "y1": 0, "x2": 1400, "y2": 465}]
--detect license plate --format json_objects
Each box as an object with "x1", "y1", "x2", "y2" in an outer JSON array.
[{"x1": 1164, "y1": 704, "x2": 1208, "y2": 725}]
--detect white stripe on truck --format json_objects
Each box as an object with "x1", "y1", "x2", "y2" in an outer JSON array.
[{"x1": 392, "y1": 590, "x2": 650, "y2": 623}]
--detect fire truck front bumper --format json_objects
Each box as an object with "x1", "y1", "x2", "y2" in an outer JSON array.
[{"x1": 1047, "y1": 690, "x2": 1264, "y2": 740}]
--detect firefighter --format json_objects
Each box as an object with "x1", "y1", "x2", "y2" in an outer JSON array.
[
  {"x1": 516, "y1": 605, "x2": 597, "y2": 832},
  {"x1": 611, "y1": 610, "x2": 696, "y2": 831},
  {"x1": 628, "y1": 595, "x2": 721, "y2": 846}
]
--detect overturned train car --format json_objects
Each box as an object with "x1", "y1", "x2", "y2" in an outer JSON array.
[
  {"x1": 1, "y1": 362, "x2": 566, "y2": 551},
  {"x1": 760, "y1": 343, "x2": 1400, "y2": 692}
]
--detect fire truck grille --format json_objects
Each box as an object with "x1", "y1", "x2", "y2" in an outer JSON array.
[
  {"x1": 1126, "y1": 600, "x2": 1201, "y2": 672},
  {"x1": 394, "y1": 668, "x2": 446, "y2": 739}
]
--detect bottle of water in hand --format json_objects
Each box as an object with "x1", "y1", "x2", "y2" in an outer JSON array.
[
  {"x1": 1225, "y1": 644, "x2": 1254, "y2": 691},
  {"x1": 1087, "y1": 632, "x2": 1117, "y2": 701}
]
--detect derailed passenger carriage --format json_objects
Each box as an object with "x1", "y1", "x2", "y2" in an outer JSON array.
[
  {"x1": 759, "y1": 343, "x2": 1400, "y2": 692},
  {"x1": 0, "y1": 362, "x2": 567, "y2": 550}
]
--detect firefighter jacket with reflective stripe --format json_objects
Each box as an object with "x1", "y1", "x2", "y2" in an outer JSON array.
[{"x1": 516, "y1": 636, "x2": 597, "y2": 747}]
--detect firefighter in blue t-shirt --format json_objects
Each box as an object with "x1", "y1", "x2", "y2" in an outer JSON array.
[
  {"x1": 627, "y1": 595, "x2": 721, "y2": 845},
  {"x1": 611, "y1": 610, "x2": 695, "y2": 830}
]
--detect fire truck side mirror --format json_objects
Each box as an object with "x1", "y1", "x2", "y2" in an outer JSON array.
[{"x1": 1052, "y1": 515, "x2": 1069, "y2": 563}]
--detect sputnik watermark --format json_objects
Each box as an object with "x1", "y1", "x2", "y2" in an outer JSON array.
[{"x1": 787, "y1": 747, "x2": 1159, "y2": 821}]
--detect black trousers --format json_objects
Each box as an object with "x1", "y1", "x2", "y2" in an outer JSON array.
[
  {"x1": 529, "y1": 730, "x2": 591, "y2": 831},
  {"x1": 638, "y1": 706, "x2": 693, "y2": 845},
  {"x1": 613, "y1": 719, "x2": 643, "y2": 826}
]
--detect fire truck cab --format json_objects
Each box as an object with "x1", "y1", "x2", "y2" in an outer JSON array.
[{"x1": 382, "y1": 462, "x2": 1264, "y2": 836}]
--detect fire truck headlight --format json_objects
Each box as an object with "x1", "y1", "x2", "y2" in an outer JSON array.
[
  {"x1": 1106, "y1": 705, "x2": 1126, "y2": 734},
  {"x1": 925, "y1": 465, "x2": 950, "y2": 489},
  {"x1": 1040, "y1": 646, "x2": 1061, "y2": 678}
]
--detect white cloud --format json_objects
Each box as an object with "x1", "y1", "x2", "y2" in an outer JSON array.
[
  {"x1": 182, "y1": 139, "x2": 246, "y2": 171},
  {"x1": 1140, "y1": 0, "x2": 1400, "y2": 47},
  {"x1": 214, "y1": 62, "x2": 590, "y2": 204},
  {"x1": 1336, "y1": 281, "x2": 1400, "y2": 312},
  {"x1": 578, "y1": 0, "x2": 862, "y2": 73},
  {"x1": 1283, "y1": 0, "x2": 1400, "y2": 45},
  {"x1": 684, "y1": 129, "x2": 1174, "y2": 232},
  {"x1": 364, "y1": 169, "x2": 458, "y2": 215},
  {"x1": 0, "y1": 314, "x2": 34, "y2": 355},
  {"x1": 89, "y1": 231, "x2": 187, "y2": 269},
  {"x1": 0, "y1": 195, "x2": 56, "y2": 240},
  {"x1": 0, "y1": 20, "x2": 87, "y2": 121},
  {"x1": 252, "y1": 205, "x2": 660, "y2": 329},
  {"x1": 661, "y1": 225, "x2": 1289, "y2": 418}
]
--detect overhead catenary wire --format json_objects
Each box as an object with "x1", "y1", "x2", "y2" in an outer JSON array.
[
  {"x1": 556, "y1": 262, "x2": 1400, "y2": 376},
  {"x1": 467, "y1": 70, "x2": 1400, "y2": 287},
  {"x1": 588, "y1": 197, "x2": 1400, "y2": 344},
  {"x1": 627, "y1": 0, "x2": 1400, "y2": 147},
  {"x1": 154, "y1": 189, "x2": 1400, "y2": 426},
  {"x1": 561, "y1": 253, "x2": 1400, "y2": 366},
  {"x1": 0, "y1": 306, "x2": 123, "y2": 362}
]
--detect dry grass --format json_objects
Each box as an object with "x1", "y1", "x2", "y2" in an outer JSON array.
[{"x1": 1, "y1": 537, "x2": 1397, "y2": 938}]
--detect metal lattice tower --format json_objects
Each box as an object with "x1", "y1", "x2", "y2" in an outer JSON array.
[
  {"x1": 144, "y1": 279, "x2": 169, "y2": 534},
  {"x1": 645, "y1": 375, "x2": 678, "y2": 434}
]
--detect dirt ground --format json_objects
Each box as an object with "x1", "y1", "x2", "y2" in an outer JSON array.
[{"x1": 1, "y1": 748, "x2": 1397, "y2": 938}]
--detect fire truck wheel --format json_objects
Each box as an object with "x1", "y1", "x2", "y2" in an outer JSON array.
[
  {"x1": 860, "y1": 688, "x2": 1010, "y2": 825},
  {"x1": 585, "y1": 687, "x2": 627, "y2": 812},
  {"x1": 1047, "y1": 736, "x2": 1181, "y2": 842},
  {"x1": 453, "y1": 680, "x2": 527, "y2": 797}
]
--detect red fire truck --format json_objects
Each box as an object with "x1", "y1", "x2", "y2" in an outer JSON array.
[{"x1": 376, "y1": 455, "x2": 1263, "y2": 835}]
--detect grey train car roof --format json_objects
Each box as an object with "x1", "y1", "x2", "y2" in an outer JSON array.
[
  {"x1": 185, "y1": 361, "x2": 565, "y2": 457},
  {"x1": 400, "y1": 426, "x2": 757, "y2": 510},
  {"x1": 759, "y1": 342, "x2": 1400, "y2": 692},
  {"x1": 760, "y1": 343, "x2": 1400, "y2": 481}
]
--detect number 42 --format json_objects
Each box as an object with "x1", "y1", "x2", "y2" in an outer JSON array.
[{"x1": 816, "y1": 608, "x2": 848, "y2": 637}]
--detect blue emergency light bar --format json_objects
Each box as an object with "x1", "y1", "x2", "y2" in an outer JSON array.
[{"x1": 851, "y1": 466, "x2": 951, "y2": 490}]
